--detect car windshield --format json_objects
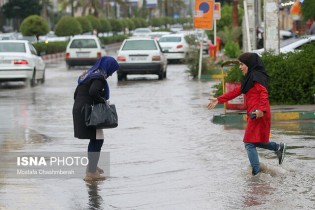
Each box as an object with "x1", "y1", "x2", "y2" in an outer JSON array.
[
  {"x1": 159, "y1": 37, "x2": 182, "y2": 42},
  {"x1": 122, "y1": 40, "x2": 157, "y2": 50},
  {"x1": 0, "y1": 43, "x2": 26, "y2": 52},
  {"x1": 70, "y1": 39, "x2": 97, "y2": 48}
]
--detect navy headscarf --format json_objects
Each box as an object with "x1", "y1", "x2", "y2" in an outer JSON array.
[
  {"x1": 77, "y1": 56, "x2": 119, "y2": 100},
  {"x1": 238, "y1": 52, "x2": 269, "y2": 94}
]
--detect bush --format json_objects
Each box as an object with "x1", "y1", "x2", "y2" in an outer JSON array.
[
  {"x1": 99, "y1": 35, "x2": 128, "y2": 45},
  {"x1": 186, "y1": 49, "x2": 217, "y2": 78},
  {"x1": 99, "y1": 18, "x2": 111, "y2": 33},
  {"x1": 33, "y1": 41, "x2": 68, "y2": 55},
  {"x1": 262, "y1": 44, "x2": 315, "y2": 104},
  {"x1": 19, "y1": 15, "x2": 49, "y2": 39},
  {"x1": 55, "y1": 16, "x2": 82, "y2": 36},
  {"x1": 223, "y1": 41, "x2": 241, "y2": 58},
  {"x1": 76, "y1": 16, "x2": 92, "y2": 33},
  {"x1": 108, "y1": 19, "x2": 123, "y2": 34},
  {"x1": 86, "y1": 15, "x2": 101, "y2": 32},
  {"x1": 212, "y1": 44, "x2": 315, "y2": 104}
]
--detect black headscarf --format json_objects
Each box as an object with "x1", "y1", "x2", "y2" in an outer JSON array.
[{"x1": 238, "y1": 52, "x2": 269, "y2": 94}]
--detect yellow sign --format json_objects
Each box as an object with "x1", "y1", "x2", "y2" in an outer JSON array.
[
  {"x1": 214, "y1": 2, "x2": 221, "y2": 20},
  {"x1": 194, "y1": 0, "x2": 215, "y2": 30}
]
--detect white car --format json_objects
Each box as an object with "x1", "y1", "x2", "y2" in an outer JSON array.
[
  {"x1": 116, "y1": 38, "x2": 167, "y2": 81},
  {"x1": 132, "y1": 28, "x2": 152, "y2": 38},
  {"x1": 169, "y1": 24, "x2": 183, "y2": 33},
  {"x1": 158, "y1": 33, "x2": 191, "y2": 62},
  {"x1": 65, "y1": 35, "x2": 106, "y2": 69},
  {"x1": 0, "y1": 40, "x2": 45, "y2": 87},
  {"x1": 39, "y1": 31, "x2": 69, "y2": 43},
  {"x1": 148, "y1": 31, "x2": 171, "y2": 40},
  {"x1": 252, "y1": 35, "x2": 315, "y2": 56}
]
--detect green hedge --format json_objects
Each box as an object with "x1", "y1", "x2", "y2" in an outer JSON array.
[
  {"x1": 33, "y1": 41, "x2": 68, "y2": 55},
  {"x1": 262, "y1": 44, "x2": 315, "y2": 104},
  {"x1": 99, "y1": 35, "x2": 128, "y2": 45},
  {"x1": 213, "y1": 44, "x2": 315, "y2": 104}
]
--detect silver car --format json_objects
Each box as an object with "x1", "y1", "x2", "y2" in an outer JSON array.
[{"x1": 0, "y1": 40, "x2": 45, "y2": 87}]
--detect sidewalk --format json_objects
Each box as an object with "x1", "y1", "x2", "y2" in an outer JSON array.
[{"x1": 212, "y1": 105, "x2": 315, "y2": 124}]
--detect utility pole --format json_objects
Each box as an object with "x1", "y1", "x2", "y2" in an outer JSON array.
[{"x1": 264, "y1": 0, "x2": 280, "y2": 54}]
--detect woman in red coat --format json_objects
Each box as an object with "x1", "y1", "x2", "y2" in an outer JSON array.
[{"x1": 208, "y1": 52, "x2": 287, "y2": 175}]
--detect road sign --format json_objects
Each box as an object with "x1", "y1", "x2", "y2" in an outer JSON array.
[
  {"x1": 194, "y1": 0, "x2": 215, "y2": 30},
  {"x1": 214, "y1": 2, "x2": 221, "y2": 20}
]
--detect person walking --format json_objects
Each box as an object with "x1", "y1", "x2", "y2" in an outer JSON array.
[
  {"x1": 207, "y1": 52, "x2": 286, "y2": 176},
  {"x1": 73, "y1": 56, "x2": 119, "y2": 181}
]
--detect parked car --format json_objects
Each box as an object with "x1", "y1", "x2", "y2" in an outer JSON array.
[
  {"x1": 158, "y1": 33, "x2": 191, "y2": 63},
  {"x1": 194, "y1": 29, "x2": 212, "y2": 54},
  {"x1": 0, "y1": 40, "x2": 45, "y2": 87},
  {"x1": 252, "y1": 35, "x2": 315, "y2": 56},
  {"x1": 0, "y1": 33, "x2": 16, "y2": 40},
  {"x1": 169, "y1": 24, "x2": 183, "y2": 33},
  {"x1": 132, "y1": 28, "x2": 152, "y2": 38},
  {"x1": 39, "y1": 31, "x2": 69, "y2": 43},
  {"x1": 148, "y1": 31, "x2": 171, "y2": 40},
  {"x1": 65, "y1": 35, "x2": 106, "y2": 69},
  {"x1": 116, "y1": 38, "x2": 167, "y2": 81}
]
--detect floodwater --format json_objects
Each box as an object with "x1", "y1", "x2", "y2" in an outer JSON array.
[{"x1": 0, "y1": 60, "x2": 314, "y2": 210}]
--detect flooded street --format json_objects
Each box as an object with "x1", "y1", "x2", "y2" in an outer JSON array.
[{"x1": 0, "y1": 59, "x2": 314, "y2": 210}]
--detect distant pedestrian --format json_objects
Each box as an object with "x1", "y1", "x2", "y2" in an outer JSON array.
[
  {"x1": 207, "y1": 52, "x2": 286, "y2": 176},
  {"x1": 73, "y1": 56, "x2": 119, "y2": 181}
]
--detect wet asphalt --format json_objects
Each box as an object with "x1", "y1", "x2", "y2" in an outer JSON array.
[{"x1": 0, "y1": 57, "x2": 314, "y2": 209}]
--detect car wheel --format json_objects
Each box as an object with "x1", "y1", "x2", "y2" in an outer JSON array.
[
  {"x1": 117, "y1": 73, "x2": 126, "y2": 81},
  {"x1": 30, "y1": 69, "x2": 36, "y2": 87},
  {"x1": 158, "y1": 71, "x2": 164, "y2": 80},
  {"x1": 41, "y1": 69, "x2": 46, "y2": 84}
]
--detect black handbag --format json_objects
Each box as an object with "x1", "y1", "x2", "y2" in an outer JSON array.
[{"x1": 83, "y1": 101, "x2": 118, "y2": 129}]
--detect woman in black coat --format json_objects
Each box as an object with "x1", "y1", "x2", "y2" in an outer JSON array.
[{"x1": 72, "y1": 56, "x2": 119, "y2": 181}]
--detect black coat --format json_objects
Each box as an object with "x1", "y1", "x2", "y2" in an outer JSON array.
[{"x1": 72, "y1": 77, "x2": 106, "y2": 139}]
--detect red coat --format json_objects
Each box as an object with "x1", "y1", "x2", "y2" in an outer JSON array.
[{"x1": 218, "y1": 82, "x2": 271, "y2": 143}]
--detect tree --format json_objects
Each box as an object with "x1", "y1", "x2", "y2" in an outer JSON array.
[
  {"x1": 54, "y1": 16, "x2": 82, "y2": 36},
  {"x1": 301, "y1": 0, "x2": 315, "y2": 20},
  {"x1": 99, "y1": 18, "x2": 111, "y2": 34},
  {"x1": 86, "y1": 15, "x2": 101, "y2": 33},
  {"x1": 108, "y1": 19, "x2": 123, "y2": 34},
  {"x1": 19, "y1": 15, "x2": 49, "y2": 40},
  {"x1": 2, "y1": 0, "x2": 42, "y2": 30},
  {"x1": 76, "y1": 16, "x2": 92, "y2": 33},
  {"x1": 2, "y1": 0, "x2": 41, "y2": 19}
]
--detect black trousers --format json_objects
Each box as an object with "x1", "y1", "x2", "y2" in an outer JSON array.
[{"x1": 87, "y1": 139, "x2": 104, "y2": 173}]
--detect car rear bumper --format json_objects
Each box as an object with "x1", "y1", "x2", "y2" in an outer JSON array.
[
  {"x1": 0, "y1": 68, "x2": 32, "y2": 81},
  {"x1": 118, "y1": 63, "x2": 164, "y2": 74},
  {"x1": 66, "y1": 58, "x2": 99, "y2": 66},
  {"x1": 164, "y1": 52, "x2": 186, "y2": 60}
]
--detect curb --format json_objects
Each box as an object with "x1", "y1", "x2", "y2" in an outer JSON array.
[
  {"x1": 42, "y1": 52, "x2": 64, "y2": 61},
  {"x1": 212, "y1": 111, "x2": 315, "y2": 124}
]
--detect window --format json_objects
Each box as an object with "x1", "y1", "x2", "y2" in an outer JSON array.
[
  {"x1": 70, "y1": 39, "x2": 98, "y2": 48},
  {"x1": 0, "y1": 43, "x2": 26, "y2": 52},
  {"x1": 122, "y1": 40, "x2": 158, "y2": 50},
  {"x1": 158, "y1": 37, "x2": 182, "y2": 43}
]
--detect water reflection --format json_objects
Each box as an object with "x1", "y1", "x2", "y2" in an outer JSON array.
[
  {"x1": 85, "y1": 181, "x2": 104, "y2": 210},
  {"x1": 243, "y1": 175, "x2": 274, "y2": 208}
]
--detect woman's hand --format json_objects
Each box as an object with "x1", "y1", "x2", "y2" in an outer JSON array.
[
  {"x1": 207, "y1": 98, "x2": 218, "y2": 110},
  {"x1": 255, "y1": 110, "x2": 264, "y2": 118}
]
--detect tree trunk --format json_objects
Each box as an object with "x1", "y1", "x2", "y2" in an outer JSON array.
[{"x1": 232, "y1": 0, "x2": 239, "y2": 28}]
